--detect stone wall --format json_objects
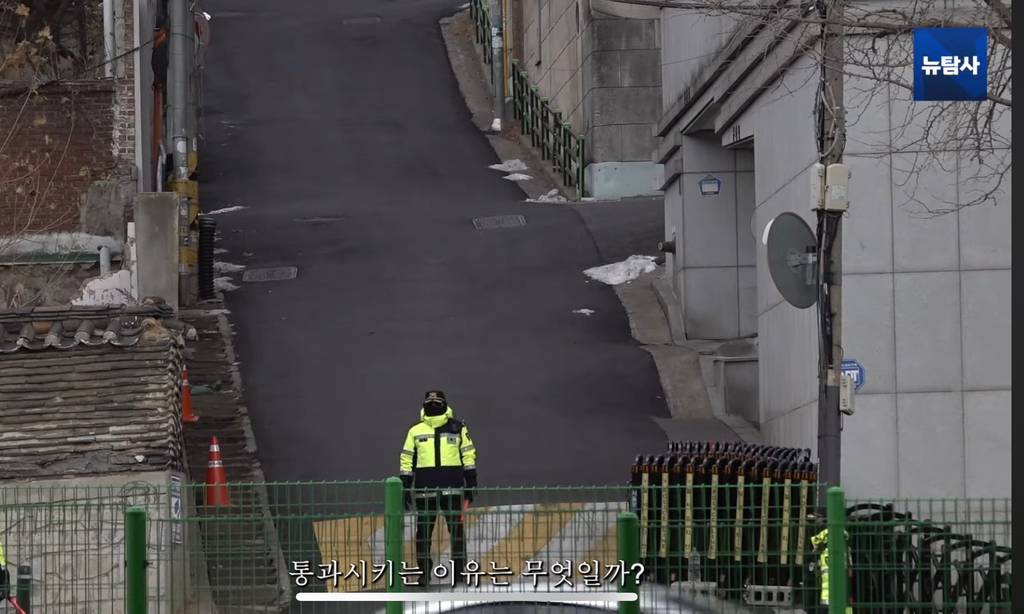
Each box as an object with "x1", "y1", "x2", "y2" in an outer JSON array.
[{"x1": 518, "y1": 0, "x2": 663, "y2": 197}]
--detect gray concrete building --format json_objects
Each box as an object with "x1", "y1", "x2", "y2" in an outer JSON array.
[
  {"x1": 512, "y1": 0, "x2": 664, "y2": 198},
  {"x1": 655, "y1": 7, "x2": 1010, "y2": 499}
]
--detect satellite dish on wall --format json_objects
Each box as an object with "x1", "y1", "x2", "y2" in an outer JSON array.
[{"x1": 766, "y1": 212, "x2": 818, "y2": 309}]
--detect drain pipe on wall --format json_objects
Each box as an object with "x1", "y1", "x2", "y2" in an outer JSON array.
[{"x1": 103, "y1": 0, "x2": 116, "y2": 77}]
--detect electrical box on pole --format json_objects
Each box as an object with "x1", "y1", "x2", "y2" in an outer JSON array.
[{"x1": 824, "y1": 163, "x2": 851, "y2": 211}]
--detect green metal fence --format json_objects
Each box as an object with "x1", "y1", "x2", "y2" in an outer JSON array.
[
  {"x1": 510, "y1": 59, "x2": 587, "y2": 196},
  {"x1": 0, "y1": 481, "x2": 1010, "y2": 613},
  {"x1": 469, "y1": 0, "x2": 493, "y2": 74},
  {"x1": 466, "y1": 0, "x2": 587, "y2": 197},
  {"x1": 842, "y1": 494, "x2": 1013, "y2": 612}
]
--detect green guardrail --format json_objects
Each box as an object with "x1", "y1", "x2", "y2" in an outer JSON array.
[
  {"x1": 0, "y1": 481, "x2": 1010, "y2": 613},
  {"x1": 466, "y1": 0, "x2": 587, "y2": 197},
  {"x1": 469, "y1": 0, "x2": 493, "y2": 74},
  {"x1": 510, "y1": 59, "x2": 587, "y2": 196}
]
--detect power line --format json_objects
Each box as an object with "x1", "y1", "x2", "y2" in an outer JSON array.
[{"x1": 0, "y1": 36, "x2": 158, "y2": 99}]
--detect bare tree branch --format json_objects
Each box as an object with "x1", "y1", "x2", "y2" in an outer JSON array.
[{"x1": 652, "y1": 0, "x2": 1010, "y2": 214}]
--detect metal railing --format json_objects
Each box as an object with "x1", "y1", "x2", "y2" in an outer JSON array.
[
  {"x1": 0, "y1": 481, "x2": 1010, "y2": 613},
  {"x1": 468, "y1": 0, "x2": 493, "y2": 74},
  {"x1": 465, "y1": 0, "x2": 587, "y2": 197},
  {"x1": 510, "y1": 59, "x2": 587, "y2": 195}
]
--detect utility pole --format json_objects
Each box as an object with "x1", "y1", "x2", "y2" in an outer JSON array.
[
  {"x1": 170, "y1": 0, "x2": 198, "y2": 305},
  {"x1": 169, "y1": 0, "x2": 189, "y2": 181},
  {"x1": 489, "y1": 0, "x2": 506, "y2": 131},
  {"x1": 185, "y1": 4, "x2": 197, "y2": 171},
  {"x1": 814, "y1": 0, "x2": 847, "y2": 509}
]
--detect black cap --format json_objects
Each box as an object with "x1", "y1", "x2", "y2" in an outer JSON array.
[{"x1": 424, "y1": 390, "x2": 447, "y2": 404}]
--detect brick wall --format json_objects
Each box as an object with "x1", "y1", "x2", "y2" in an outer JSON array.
[
  {"x1": 0, "y1": 0, "x2": 138, "y2": 238},
  {"x1": 0, "y1": 83, "x2": 122, "y2": 235}
]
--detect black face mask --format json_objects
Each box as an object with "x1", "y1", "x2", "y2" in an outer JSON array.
[{"x1": 423, "y1": 402, "x2": 446, "y2": 416}]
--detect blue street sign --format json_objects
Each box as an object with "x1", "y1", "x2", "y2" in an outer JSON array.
[
  {"x1": 914, "y1": 28, "x2": 988, "y2": 101},
  {"x1": 842, "y1": 359, "x2": 866, "y2": 392}
]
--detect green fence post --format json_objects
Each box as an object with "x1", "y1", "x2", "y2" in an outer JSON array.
[
  {"x1": 617, "y1": 511, "x2": 640, "y2": 614},
  {"x1": 385, "y1": 477, "x2": 405, "y2": 614},
  {"x1": 125, "y1": 506, "x2": 148, "y2": 614},
  {"x1": 826, "y1": 487, "x2": 848, "y2": 614}
]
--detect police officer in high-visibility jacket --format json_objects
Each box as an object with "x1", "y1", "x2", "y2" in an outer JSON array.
[
  {"x1": 811, "y1": 528, "x2": 853, "y2": 613},
  {"x1": 399, "y1": 390, "x2": 477, "y2": 585},
  {"x1": 0, "y1": 541, "x2": 8, "y2": 600}
]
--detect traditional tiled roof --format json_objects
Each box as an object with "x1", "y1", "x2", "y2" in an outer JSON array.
[{"x1": 0, "y1": 305, "x2": 192, "y2": 479}]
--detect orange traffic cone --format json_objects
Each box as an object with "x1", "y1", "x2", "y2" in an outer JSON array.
[
  {"x1": 206, "y1": 436, "x2": 231, "y2": 507},
  {"x1": 181, "y1": 367, "x2": 199, "y2": 423}
]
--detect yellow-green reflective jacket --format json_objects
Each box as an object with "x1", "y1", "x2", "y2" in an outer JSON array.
[
  {"x1": 399, "y1": 407, "x2": 476, "y2": 488},
  {"x1": 811, "y1": 528, "x2": 852, "y2": 610}
]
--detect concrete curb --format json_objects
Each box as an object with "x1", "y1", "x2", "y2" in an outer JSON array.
[
  {"x1": 439, "y1": 10, "x2": 571, "y2": 203},
  {"x1": 208, "y1": 299, "x2": 294, "y2": 607},
  {"x1": 621, "y1": 270, "x2": 764, "y2": 443},
  {"x1": 646, "y1": 277, "x2": 763, "y2": 442},
  {"x1": 651, "y1": 273, "x2": 687, "y2": 344},
  {"x1": 180, "y1": 297, "x2": 293, "y2": 610}
]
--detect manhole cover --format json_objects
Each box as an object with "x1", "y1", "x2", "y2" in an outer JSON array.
[
  {"x1": 293, "y1": 216, "x2": 344, "y2": 223},
  {"x1": 472, "y1": 215, "x2": 527, "y2": 230},
  {"x1": 343, "y1": 15, "x2": 381, "y2": 24},
  {"x1": 242, "y1": 266, "x2": 298, "y2": 282}
]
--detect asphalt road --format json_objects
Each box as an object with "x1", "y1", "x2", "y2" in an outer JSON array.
[{"x1": 201, "y1": 0, "x2": 669, "y2": 486}]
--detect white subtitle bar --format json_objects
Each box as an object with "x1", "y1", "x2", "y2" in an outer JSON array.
[{"x1": 296, "y1": 592, "x2": 638, "y2": 602}]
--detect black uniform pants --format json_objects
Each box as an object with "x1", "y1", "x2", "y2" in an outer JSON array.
[{"x1": 414, "y1": 491, "x2": 466, "y2": 582}]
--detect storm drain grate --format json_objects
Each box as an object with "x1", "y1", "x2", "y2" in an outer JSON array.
[
  {"x1": 242, "y1": 266, "x2": 298, "y2": 282},
  {"x1": 472, "y1": 215, "x2": 527, "y2": 230},
  {"x1": 293, "y1": 216, "x2": 345, "y2": 223}
]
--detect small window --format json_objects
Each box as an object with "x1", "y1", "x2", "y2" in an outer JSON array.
[{"x1": 575, "y1": 2, "x2": 580, "y2": 33}]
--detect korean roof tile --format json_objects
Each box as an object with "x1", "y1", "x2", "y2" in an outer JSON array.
[{"x1": 0, "y1": 305, "x2": 193, "y2": 479}]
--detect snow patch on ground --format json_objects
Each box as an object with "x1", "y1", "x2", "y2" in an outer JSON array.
[
  {"x1": 502, "y1": 173, "x2": 532, "y2": 182},
  {"x1": 489, "y1": 159, "x2": 528, "y2": 173},
  {"x1": 214, "y1": 276, "x2": 240, "y2": 292},
  {"x1": 214, "y1": 248, "x2": 228, "y2": 255},
  {"x1": 583, "y1": 255, "x2": 657, "y2": 285},
  {"x1": 572, "y1": 308, "x2": 595, "y2": 316},
  {"x1": 526, "y1": 189, "x2": 567, "y2": 203},
  {"x1": 214, "y1": 261, "x2": 246, "y2": 274},
  {"x1": 204, "y1": 205, "x2": 247, "y2": 215}
]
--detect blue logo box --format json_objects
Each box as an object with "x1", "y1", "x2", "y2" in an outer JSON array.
[{"x1": 913, "y1": 28, "x2": 988, "y2": 101}]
